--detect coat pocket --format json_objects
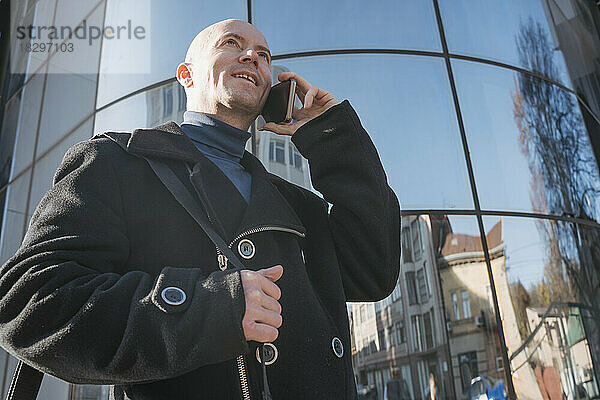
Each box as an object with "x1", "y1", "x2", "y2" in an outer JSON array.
[{"x1": 150, "y1": 266, "x2": 204, "y2": 313}]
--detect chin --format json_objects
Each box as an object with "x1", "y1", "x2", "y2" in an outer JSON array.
[{"x1": 226, "y1": 91, "x2": 262, "y2": 113}]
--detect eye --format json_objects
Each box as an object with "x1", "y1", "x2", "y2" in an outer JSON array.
[
  {"x1": 225, "y1": 39, "x2": 238, "y2": 46},
  {"x1": 259, "y1": 53, "x2": 269, "y2": 60}
]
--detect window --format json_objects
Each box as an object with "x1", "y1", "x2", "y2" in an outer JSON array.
[
  {"x1": 458, "y1": 351, "x2": 478, "y2": 391},
  {"x1": 411, "y1": 219, "x2": 422, "y2": 259},
  {"x1": 369, "y1": 334, "x2": 377, "y2": 353},
  {"x1": 423, "y1": 310, "x2": 434, "y2": 349},
  {"x1": 269, "y1": 139, "x2": 285, "y2": 163},
  {"x1": 416, "y1": 268, "x2": 428, "y2": 303},
  {"x1": 288, "y1": 144, "x2": 303, "y2": 170},
  {"x1": 423, "y1": 261, "x2": 431, "y2": 296},
  {"x1": 392, "y1": 283, "x2": 402, "y2": 302},
  {"x1": 461, "y1": 290, "x2": 471, "y2": 319},
  {"x1": 177, "y1": 84, "x2": 186, "y2": 111},
  {"x1": 395, "y1": 321, "x2": 406, "y2": 344},
  {"x1": 496, "y1": 355, "x2": 504, "y2": 372},
  {"x1": 451, "y1": 292, "x2": 460, "y2": 320},
  {"x1": 378, "y1": 329, "x2": 386, "y2": 351},
  {"x1": 162, "y1": 86, "x2": 173, "y2": 117},
  {"x1": 387, "y1": 326, "x2": 396, "y2": 347},
  {"x1": 406, "y1": 272, "x2": 418, "y2": 305},
  {"x1": 411, "y1": 315, "x2": 422, "y2": 352},
  {"x1": 363, "y1": 338, "x2": 370, "y2": 356},
  {"x1": 360, "y1": 304, "x2": 367, "y2": 323},
  {"x1": 486, "y1": 285, "x2": 493, "y2": 311},
  {"x1": 401, "y1": 227, "x2": 413, "y2": 263}
]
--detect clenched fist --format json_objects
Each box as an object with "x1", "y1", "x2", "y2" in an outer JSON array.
[{"x1": 240, "y1": 265, "x2": 283, "y2": 342}]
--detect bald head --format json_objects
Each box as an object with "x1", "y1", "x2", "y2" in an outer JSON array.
[
  {"x1": 185, "y1": 19, "x2": 267, "y2": 64},
  {"x1": 176, "y1": 19, "x2": 273, "y2": 131}
]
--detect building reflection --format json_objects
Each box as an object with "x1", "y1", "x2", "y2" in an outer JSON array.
[
  {"x1": 351, "y1": 215, "x2": 457, "y2": 399},
  {"x1": 351, "y1": 214, "x2": 600, "y2": 400},
  {"x1": 435, "y1": 217, "x2": 507, "y2": 400}
]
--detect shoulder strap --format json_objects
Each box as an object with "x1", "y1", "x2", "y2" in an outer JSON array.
[
  {"x1": 5, "y1": 360, "x2": 43, "y2": 400},
  {"x1": 143, "y1": 156, "x2": 246, "y2": 270},
  {"x1": 94, "y1": 132, "x2": 246, "y2": 270}
]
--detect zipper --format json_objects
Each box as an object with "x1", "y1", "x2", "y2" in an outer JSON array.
[
  {"x1": 229, "y1": 225, "x2": 304, "y2": 400},
  {"x1": 237, "y1": 354, "x2": 251, "y2": 400},
  {"x1": 229, "y1": 225, "x2": 305, "y2": 248}
]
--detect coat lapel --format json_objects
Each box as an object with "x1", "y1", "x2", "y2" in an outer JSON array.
[
  {"x1": 125, "y1": 120, "x2": 306, "y2": 244},
  {"x1": 234, "y1": 152, "x2": 306, "y2": 239}
]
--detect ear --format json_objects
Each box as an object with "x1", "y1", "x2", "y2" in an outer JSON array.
[{"x1": 177, "y1": 63, "x2": 193, "y2": 88}]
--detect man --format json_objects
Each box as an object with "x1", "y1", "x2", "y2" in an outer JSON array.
[{"x1": 0, "y1": 19, "x2": 400, "y2": 399}]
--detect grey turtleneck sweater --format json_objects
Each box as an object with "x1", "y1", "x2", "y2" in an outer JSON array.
[{"x1": 180, "y1": 111, "x2": 252, "y2": 203}]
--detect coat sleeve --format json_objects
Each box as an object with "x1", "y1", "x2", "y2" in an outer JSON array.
[
  {"x1": 0, "y1": 138, "x2": 248, "y2": 385},
  {"x1": 291, "y1": 99, "x2": 401, "y2": 302}
]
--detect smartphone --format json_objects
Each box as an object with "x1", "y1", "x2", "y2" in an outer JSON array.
[{"x1": 260, "y1": 78, "x2": 297, "y2": 124}]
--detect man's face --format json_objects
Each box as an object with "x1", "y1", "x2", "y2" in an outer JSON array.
[{"x1": 190, "y1": 21, "x2": 272, "y2": 115}]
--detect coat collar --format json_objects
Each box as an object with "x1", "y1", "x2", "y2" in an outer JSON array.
[
  {"x1": 127, "y1": 120, "x2": 306, "y2": 240},
  {"x1": 128, "y1": 121, "x2": 202, "y2": 163}
]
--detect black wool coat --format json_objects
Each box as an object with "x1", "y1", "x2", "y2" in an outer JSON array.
[{"x1": 0, "y1": 99, "x2": 400, "y2": 399}]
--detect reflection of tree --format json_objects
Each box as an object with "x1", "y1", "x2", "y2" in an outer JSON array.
[
  {"x1": 512, "y1": 17, "x2": 600, "y2": 386},
  {"x1": 512, "y1": 17, "x2": 600, "y2": 306},
  {"x1": 509, "y1": 280, "x2": 531, "y2": 340}
]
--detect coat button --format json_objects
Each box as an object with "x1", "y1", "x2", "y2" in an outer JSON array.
[
  {"x1": 238, "y1": 239, "x2": 255, "y2": 259},
  {"x1": 256, "y1": 343, "x2": 278, "y2": 365},
  {"x1": 332, "y1": 337, "x2": 344, "y2": 358},
  {"x1": 161, "y1": 287, "x2": 186, "y2": 306}
]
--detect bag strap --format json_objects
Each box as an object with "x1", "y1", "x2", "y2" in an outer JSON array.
[
  {"x1": 4, "y1": 361, "x2": 43, "y2": 400},
  {"x1": 143, "y1": 156, "x2": 246, "y2": 270},
  {"x1": 91, "y1": 132, "x2": 248, "y2": 269}
]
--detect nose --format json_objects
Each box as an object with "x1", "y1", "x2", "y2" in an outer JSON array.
[{"x1": 240, "y1": 48, "x2": 258, "y2": 68}]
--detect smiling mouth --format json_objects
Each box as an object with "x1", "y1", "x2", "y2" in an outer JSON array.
[{"x1": 232, "y1": 74, "x2": 257, "y2": 86}]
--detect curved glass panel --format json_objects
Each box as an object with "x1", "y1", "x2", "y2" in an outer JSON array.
[
  {"x1": 70, "y1": 385, "x2": 109, "y2": 400},
  {"x1": 252, "y1": 0, "x2": 441, "y2": 54},
  {"x1": 0, "y1": 170, "x2": 28, "y2": 265},
  {"x1": 453, "y1": 59, "x2": 600, "y2": 221},
  {"x1": 96, "y1": 0, "x2": 246, "y2": 108},
  {"x1": 0, "y1": 89, "x2": 21, "y2": 189},
  {"x1": 351, "y1": 214, "x2": 509, "y2": 399},
  {"x1": 483, "y1": 215, "x2": 600, "y2": 400},
  {"x1": 9, "y1": 71, "x2": 45, "y2": 179},
  {"x1": 543, "y1": 0, "x2": 600, "y2": 121},
  {"x1": 94, "y1": 80, "x2": 185, "y2": 135},
  {"x1": 34, "y1": 1, "x2": 104, "y2": 157},
  {"x1": 266, "y1": 54, "x2": 473, "y2": 210},
  {"x1": 35, "y1": 70, "x2": 96, "y2": 157},
  {"x1": 439, "y1": 0, "x2": 572, "y2": 87},
  {"x1": 20, "y1": 0, "x2": 56, "y2": 80}
]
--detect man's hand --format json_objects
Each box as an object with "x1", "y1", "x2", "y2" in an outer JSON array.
[
  {"x1": 259, "y1": 72, "x2": 338, "y2": 136},
  {"x1": 240, "y1": 265, "x2": 284, "y2": 342}
]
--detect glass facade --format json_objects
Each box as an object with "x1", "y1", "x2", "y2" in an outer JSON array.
[{"x1": 1, "y1": 0, "x2": 600, "y2": 399}]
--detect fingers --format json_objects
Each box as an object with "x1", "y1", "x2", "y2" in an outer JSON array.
[
  {"x1": 243, "y1": 320, "x2": 280, "y2": 342},
  {"x1": 240, "y1": 267, "x2": 284, "y2": 342},
  {"x1": 258, "y1": 264, "x2": 283, "y2": 282},
  {"x1": 259, "y1": 275, "x2": 282, "y2": 300},
  {"x1": 261, "y1": 122, "x2": 296, "y2": 136},
  {"x1": 278, "y1": 71, "x2": 311, "y2": 104},
  {"x1": 261, "y1": 294, "x2": 282, "y2": 314},
  {"x1": 304, "y1": 86, "x2": 319, "y2": 109}
]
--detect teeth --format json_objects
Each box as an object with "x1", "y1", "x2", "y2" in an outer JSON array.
[{"x1": 233, "y1": 74, "x2": 256, "y2": 85}]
